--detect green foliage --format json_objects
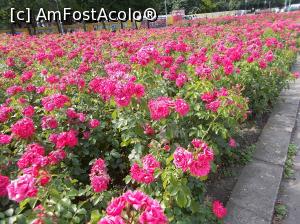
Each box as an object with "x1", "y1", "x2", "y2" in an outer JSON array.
[
  {"x1": 274, "y1": 203, "x2": 287, "y2": 220},
  {"x1": 284, "y1": 143, "x2": 297, "y2": 178}
]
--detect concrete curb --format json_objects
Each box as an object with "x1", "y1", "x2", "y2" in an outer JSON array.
[{"x1": 224, "y1": 57, "x2": 300, "y2": 224}]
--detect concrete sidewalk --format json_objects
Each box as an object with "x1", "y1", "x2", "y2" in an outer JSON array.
[{"x1": 224, "y1": 56, "x2": 300, "y2": 224}]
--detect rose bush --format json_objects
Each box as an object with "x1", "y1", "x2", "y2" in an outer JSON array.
[{"x1": 0, "y1": 12, "x2": 299, "y2": 223}]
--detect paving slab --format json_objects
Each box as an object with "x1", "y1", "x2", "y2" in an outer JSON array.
[
  {"x1": 224, "y1": 160, "x2": 283, "y2": 223},
  {"x1": 225, "y1": 201, "x2": 269, "y2": 224},
  {"x1": 280, "y1": 95, "x2": 300, "y2": 102},
  {"x1": 266, "y1": 114, "x2": 297, "y2": 129},
  {"x1": 252, "y1": 128, "x2": 292, "y2": 166},
  {"x1": 270, "y1": 101, "x2": 300, "y2": 118}
]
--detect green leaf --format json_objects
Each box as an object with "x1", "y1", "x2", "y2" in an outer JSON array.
[
  {"x1": 111, "y1": 110, "x2": 118, "y2": 120},
  {"x1": 4, "y1": 208, "x2": 14, "y2": 217},
  {"x1": 124, "y1": 175, "x2": 132, "y2": 184},
  {"x1": 64, "y1": 211, "x2": 73, "y2": 219},
  {"x1": 90, "y1": 210, "x2": 101, "y2": 224},
  {"x1": 61, "y1": 198, "x2": 72, "y2": 207},
  {"x1": 67, "y1": 189, "x2": 78, "y2": 197},
  {"x1": 175, "y1": 190, "x2": 187, "y2": 208},
  {"x1": 190, "y1": 200, "x2": 201, "y2": 213},
  {"x1": 72, "y1": 216, "x2": 81, "y2": 223},
  {"x1": 110, "y1": 150, "x2": 121, "y2": 158},
  {"x1": 18, "y1": 198, "x2": 30, "y2": 212},
  {"x1": 166, "y1": 154, "x2": 174, "y2": 165},
  {"x1": 56, "y1": 203, "x2": 64, "y2": 213},
  {"x1": 167, "y1": 184, "x2": 179, "y2": 196},
  {"x1": 77, "y1": 208, "x2": 87, "y2": 215}
]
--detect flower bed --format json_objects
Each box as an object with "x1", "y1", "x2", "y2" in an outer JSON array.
[{"x1": 0, "y1": 12, "x2": 299, "y2": 223}]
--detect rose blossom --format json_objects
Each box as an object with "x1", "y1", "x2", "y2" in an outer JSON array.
[
  {"x1": 101, "y1": 190, "x2": 167, "y2": 224},
  {"x1": 148, "y1": 97, "x2": 173, "y2": 120},
  {"x1": 0, "y1": 105, "x2": 13, "y2": 123},
  {"x1": 191, "y1": 138, "x2": 203, "y2": 148},
  {"x1": 189, "y1": 155, "x2": 211, "y2": 177},
  {"x1": 201, "y1": 92, "x2": 215, "y2": 103},
  {"x1": 51, "y1": 130, "x2": 78, "y2": 149},
  {"x1": 143, "y1": 123, "x2": 155, "y2": 135},
  {"x1": 106, "y1": 196, "x2": 127, "y2": 216},
  {"x1": 98, "y1": 216, "x2": 125, "y2": 224},
  {"x1": 90, "y1": 158, "x2": 110, "y2": 193},
  {"x1": 130, "y1": 163, "x2": 155, "y2": 184},
  {"x1": 124, "y1": 190, "x2": 148, "y2": 210},
  {"x1": 139, "y1": 206, "x2": 168, "y2": 224},
  {"x1": 174, "y1": 98, "x2": 190, "y2": 116},
  {"x1": 229, "y1": 138, "x2": 237, "y2": 148},
  {"x1": 17, "y1": 143, "x2": 48, "y2": 169},
  {"x1": 206, "y1": 100, "x2": 221, "y2": 112},
  {"x1": 2, "y1": 70, "x2": 16, "y2": 79},
  {"x1": 212, "y1": 200, "x2": 227, "y2": 219},
  {"x1": 0, "y1": 174, "x2": 10, "y2": 196},
  {"x1": 7, "y1": 174, "x2": 38, "y2": 202},
  {"x1": 130, "y1": 154, "x2": 160, "y2": 184},
  {"x1": 11, "y1": 117, "x2": 35, "y2": 139},
  {"x1": 0, "y1": 134, "x2": 12, "y2": 144},
  {"x1": 47, "y1": 149, "x2": 66, "y2": 165},
  {"x1": 173, "y1": 147, "x2": 192, "y2": 171},
  {"x1": 41, "y1": 94, "x2": 69, "y2": 111},
  {"x1": 89, "y1": 119, "x2": 100, "y2": 128},
  {"x1": 22, "y1": 105, "x2": 35, "y2": 117},
  {"x1": 142, "y1": 154, "x2": 160, "y2": 172},
  {"x1": 41, "y1": 116, "x2": 58, "y2": 129}
]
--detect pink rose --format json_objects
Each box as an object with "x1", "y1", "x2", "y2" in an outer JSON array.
[
  {"x1": 229, "y1": 138, "x2": 237, "y2": 148},
  {"x1": 205, "y1": 100, "x2": 221, "y2": 112},
  {"x1": 22, "y1": 105, "x2": 35, "y2": 117},
  {"x1": 143, "y1": 123, "x2": 155, "y2": 135},
  {"x1": 17, "y1": 143, "x2": 47, "y2": 169},
  {"x1": 90, "y1": 175, "x2": 110, "y2": 193},
  {"x1": 48, "y1": 149, "x2": 66, "y2": 165},
  {"x1": 83, "y1": 131, "x2": 91, "y2": 139},
  {"x1": 174, "y1": 98, "x2": 190, "y2": 116},
  {"x1": 0, "y1": 174, "x2": 10, "y2": 196},
  {"x1": 139, "y1": 206, "x2": 168, "y2": 224},
  {"x1": 201, "y1": 92, "x2": 215, "y2": 103},
  {"x1": 89, "y1": 119, "x2": 100, "y2": 128},
  {"x1": 90, "y1": 158, "x2": 110, "y2": 193},
  {"x1": 212, "y1": 200, "x2": 227, "y2": 219},
  {"x1": 106, "y1": 196, "x2": 127, "y2": 216},
  {"x1": 7, "y1": 174, "x2": 38, "y2": 202},
  {"x1": 98, "y1": 216, "x2": 125, "y2": 224},
  {"x1": 189, "y1": 156, "x2": 211, "y2": 177},
  {"x1": 41, "y1": 116, "x2": 58, "y2": 129},
  {"x1": 142, "y1": 154, "x2": 160, "y2": 172},
  {"x1": 11, "y1": 117, "x2": 35, "y2": 139},
  {"x1": 124, "y1": 190, "x2": 148, "y2": 210},
  {"x1": 130, "y1": 163, "x2": 155, "y2": 184},
  {"x1": 54, "y1": 130, "x2": 78, "y2": 149},
  {"x1": 130, "y1": 154, "x2": 160, "y2": 184},
  {"x1": 148, "y1": 97, "x2": 173, "y2": 120},
  {"x1": 191, "y1": 138, "x2": 203, "y2": 148},
  {"x1": 134, "y1": 83, "x2": 145, "y2": 98},
  {"x1": 173, "y1": 147, "x2": 192, "y2": 172},
  {"x1": 0, "y1": 134, "x2": 12, "y2": 145}
]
